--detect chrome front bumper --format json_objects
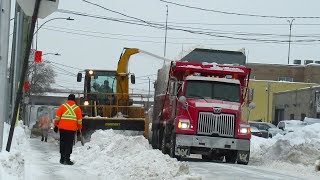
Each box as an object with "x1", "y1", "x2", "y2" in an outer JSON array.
[{"x1": 176, "y1": 134, "x2": 250, "y2": 151}]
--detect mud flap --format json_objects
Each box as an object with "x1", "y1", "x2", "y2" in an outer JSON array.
[{"x1": 237, "y1": 150, "x2": 250, "y2": 165}]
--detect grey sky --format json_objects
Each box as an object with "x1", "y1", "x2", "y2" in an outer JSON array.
[{"x1": 21, "y1": 0, "x2": 320, "y2": 93}]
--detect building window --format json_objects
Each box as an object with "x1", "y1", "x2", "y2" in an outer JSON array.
[
  {"x1": 301, "y1": 113, "x2": 306, "y2": 121},
  {"x1": 290, "y1": 114, "x2": 294, "y2": 120},
  {"x1": 278, "y1": 77, "x2": 293, "y2": 82}
]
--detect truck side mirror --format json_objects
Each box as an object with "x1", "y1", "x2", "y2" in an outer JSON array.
[
  {"x1": 77, "y1": 73, "x2": 82, "y2": 82},
  {"x1": 178, "y1": 96, "x2": 187, "y2": 109},
  {"x1": 131, "y1": 74, "x2": 135, "y2": 84}
]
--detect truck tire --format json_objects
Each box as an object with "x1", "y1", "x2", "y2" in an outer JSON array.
[
  {"x1": 169, "y1": 132, "x2": 181, "y2": 160},
  {"x1": 202, "y1": 153, "x2": 223, "y2": 162},
  {"x1": 151, "y1": 129, "x2": 159, "y2": 149},
  {"x1": 161, "y1": 129, "x2": 168, "y2": 154},
  {"x1": 201, "y1": 155, "x2": 212, "y2": 161},
  {"x1": 225, "y1": 150, "x2": 237, "y2": 164}
]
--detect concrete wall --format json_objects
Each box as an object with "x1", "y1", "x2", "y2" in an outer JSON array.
[
  {"x1": 242, "y1": 80, "x2": 316, "y2": 123},
  {"x1": 273, "y1": 86, "x2": 320, "y2": 124}
]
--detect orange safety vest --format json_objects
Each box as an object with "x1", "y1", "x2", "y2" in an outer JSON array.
[
  {"x1": 54, "y1": 100, "x2": 82, "y2": 131},
  {"x1": 39, "y1": 115, "x2": 50, "y2": 129}
]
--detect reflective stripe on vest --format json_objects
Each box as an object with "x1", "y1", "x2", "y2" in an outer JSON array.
[{"x1": 61, "y1": 104, "x2": 78, "y2": 121}]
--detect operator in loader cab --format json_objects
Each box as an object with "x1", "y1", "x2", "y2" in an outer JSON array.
[
  {"x1": 101, "y1": 80, "x2": 113, "y2": 93},
  {"x1": 54, "y1": 94, "x2": 82, "y2": 165}
]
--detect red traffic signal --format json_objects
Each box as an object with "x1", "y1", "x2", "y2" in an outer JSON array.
[{"x1": 34, "y1": 50, "x2": 42, "y2": 63}]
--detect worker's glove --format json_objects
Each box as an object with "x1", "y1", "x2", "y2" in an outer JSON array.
[{"x1": 54, "y1": 126, "x2": 58, "y2": 133}]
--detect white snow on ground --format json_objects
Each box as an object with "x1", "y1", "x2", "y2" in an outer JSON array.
[
  {"x1": 0, "y1": 123, "x2": 200, "y2": 180},
  {"x1": 72, "y1": 130, "x2": 200, "y2": 180},
  {"x1": 250, "y1": 123, "x2": 320, "y2": 176},
  {"x1": 0, "y1": 121, "x2": 29, "y2": 180},
  {"x1": 2, "y1": 120, "x2": 320, "y2": 179}
]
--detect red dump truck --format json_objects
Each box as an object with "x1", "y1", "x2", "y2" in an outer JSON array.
[{"x1": 150, "y1": 61, "x2": 251, "y2": 164}]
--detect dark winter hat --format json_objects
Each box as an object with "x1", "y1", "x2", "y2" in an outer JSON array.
[{"x1": 68, "y1": 94, "x2": 76, "y2": 101}]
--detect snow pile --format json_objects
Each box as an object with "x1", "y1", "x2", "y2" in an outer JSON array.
[
  {"x1": 73, "y1": 130, "x2": 200, "y2": 180},
  {"x1": 250, "y1": 123, "x2": 320, "y2": 174},
  {"x1": 0, "y1": 121, "x2": 29, "y2": 180}
]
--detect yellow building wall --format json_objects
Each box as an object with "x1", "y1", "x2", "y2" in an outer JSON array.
[{"x1": 242, "y1": 80, "x2": 316, "y2": 123}]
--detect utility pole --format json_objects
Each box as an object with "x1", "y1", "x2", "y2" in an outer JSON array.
[
  {"x1": 287, "y1": 19, "x2": 295, "y2": 64},
  {"x1": 147, "y1": 77, "x2": 150, "y2": 110},
  {"x1": 163, "y1": 5, "x2": 168, "y2": 65},
  {"x1": 266, "y1": 81, "x2": 270, "y2": 122},
  {"x1": 0, "y1": 0, "x2": 12, "y2": 151},
  {"x1": 6, "y1": 0, "x2": 41, "y2": 152}
]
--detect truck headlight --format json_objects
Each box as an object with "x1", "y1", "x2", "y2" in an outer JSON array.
[
  {"x1": 178, "y1": 119, "x2": 190, "y2": 129},
  {"x1": 84, "y1": 100, "x2": 89, "y2": 106},
  {"x1": 239, "y1": 125, "x2": 251, "y2": 134}
]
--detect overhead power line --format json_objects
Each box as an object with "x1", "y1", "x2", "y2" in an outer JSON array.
[
  {"x1": 160, "y1": 0, "x2": 320, "y2": 19},
  {"x1": 44, "y1": 24, "x2": 320, "y2": 39},
  {"x1": 44, "y1": 59, "x2": 83, "y2": 71},
  {"x1": 42, "y1": 25, "x2": 320, "y2": 45},
  {"x1": 57, "y1": 9, "x2": 320, "y2": 26},
  {"x1": 55, "y1": 8, "x2": 320, "y2": 43}
]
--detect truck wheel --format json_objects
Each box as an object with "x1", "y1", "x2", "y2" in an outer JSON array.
[
  {"x1": 151, "y1": 129, "x2": 159, "y2": 149},
  {"x1": 169, "y1": 132, "x2": 181, "y2": 160},
  {"x1": 201, "y1": 155, "x2": 212, "y2": 161},
  {"x1": 225, "y1": 151, "x2": 237, "y2": 164},
  {"x1": 161, "y1": 129, "x2": 168, "y2": 154},
  {"x1": 212, "y1": 154, "x2": 224, "y2": 162}
]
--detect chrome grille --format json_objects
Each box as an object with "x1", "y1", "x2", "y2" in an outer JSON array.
[{"x1": 197, "y1": 112, "x2": 235, "y2": 137}]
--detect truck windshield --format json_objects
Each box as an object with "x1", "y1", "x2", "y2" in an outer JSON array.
[
  {"x1": 89, "y1": 71, "x2": 116, "y2": 94},
  {"x1": 185, "y1": 80, "x2": 240, "y2": 102}
]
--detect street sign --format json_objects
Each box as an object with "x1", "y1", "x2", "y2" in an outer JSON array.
[{"x1": 17, "y1": 0, "x2": 59, "y2": 19}]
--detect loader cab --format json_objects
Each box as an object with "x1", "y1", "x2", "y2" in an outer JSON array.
[{"x1": 83, "y1": 70, "x2": 117, "y2": 95}]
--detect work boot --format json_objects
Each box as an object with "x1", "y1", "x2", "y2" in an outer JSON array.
[
  {"x1": 45, "y1": 137, "x2": 47, "y2": 142},
  {"x1": 65, "y1": 159, "x2": 74, "y2": 165},
  {"x1": 60, "y1": 156, "x2": 65, "y2": 164},
  {"x1": 41, "y1": 137, "x2": 44, "y2": 141}
]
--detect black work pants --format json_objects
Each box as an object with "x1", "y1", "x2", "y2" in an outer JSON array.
[{"x1": 59, "y1": 129, "x2": 75, "y2": 161}]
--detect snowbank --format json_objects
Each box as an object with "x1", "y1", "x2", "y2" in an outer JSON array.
[
  {"x1": 250, "y1": 123, "x2": 320, "y2": 175},
  {"x1": 72, "y1": 130, "x2": 199, "y2": 180},
  {"x1": 0, "y1": 121, "x2": 29, "y2": 180}
]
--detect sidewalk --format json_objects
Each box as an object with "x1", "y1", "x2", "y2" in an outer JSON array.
[{"x1": 24, "y1": 138, "x2": 101, "y2": 180}]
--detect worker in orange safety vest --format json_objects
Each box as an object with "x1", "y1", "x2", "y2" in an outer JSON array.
[
  {"x1": 54, "y1": 94, "x2": 82, "y2": 165},
  {"x1": 38, "y1": 112, "x2": 51, "y2": 142}
]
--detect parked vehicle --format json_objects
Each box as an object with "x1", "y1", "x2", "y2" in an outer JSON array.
[
  {"x1": 277, "y1": 120, "x2": 307, "y2": 134},
  {"x1": 250, "y1": 127, "x2": 263, "y2": 137},
  {"x1": 304, "y1": 117, "x2": 320, "y2": 125},
  {"x1": 249, "y1": 121, "x2": 283, "y2": 138}
]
